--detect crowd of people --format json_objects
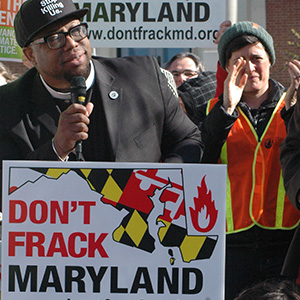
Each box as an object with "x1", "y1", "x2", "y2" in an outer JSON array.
[
  {"x1": 164, "y1": 21, "x2": 300, "y2": 299},
  {"x1": 198, "y1": 21, "x2": 300, "y2": 299},
  {"x1": 1, "y1": 0, "x2": 300, "y2": 298}
]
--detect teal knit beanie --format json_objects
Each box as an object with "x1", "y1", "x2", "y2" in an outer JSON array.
[{"x1": 218, "y1": 21, "x2": 275, "y2": 70}]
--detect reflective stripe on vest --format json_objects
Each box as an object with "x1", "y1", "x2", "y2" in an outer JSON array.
[{"x1": 207, "y1": 96, "x2": 300, "y2": 233}]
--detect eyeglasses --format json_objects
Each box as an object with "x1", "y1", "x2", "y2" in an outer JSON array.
[
  {"x1": 29, "y1": 23, "x2": 88, "y2": 49},
  {"x1": 171, "y1": 70, "x2": 199, "y2": 78}
]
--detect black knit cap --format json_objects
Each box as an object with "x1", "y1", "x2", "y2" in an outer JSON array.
[
  {"x1": 218, "y1": 21, "x2": 275, "y2": 70},
  {"x1": 14, "y1": 0, "x2": 89, "y2": 48}
]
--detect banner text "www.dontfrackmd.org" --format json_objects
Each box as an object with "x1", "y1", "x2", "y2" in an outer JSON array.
[{"x1": 88, "y1": 26, "x2": 218, "y2": 41}]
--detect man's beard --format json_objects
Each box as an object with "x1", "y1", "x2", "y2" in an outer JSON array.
[{"x1": 64, "y1": 61, "x2": 91, "y2": 82}]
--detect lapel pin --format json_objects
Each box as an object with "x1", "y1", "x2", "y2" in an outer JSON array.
[{"x1": 109, "y1": 91, "x2": 119, "y2": 100}]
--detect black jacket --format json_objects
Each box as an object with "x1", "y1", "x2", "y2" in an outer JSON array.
[
  {"x1": 0, "y1": 56, "x2": 203, "y2": 205},
  {"x1": 177, "y1": 71, "x2": 217, "y2": 124}
]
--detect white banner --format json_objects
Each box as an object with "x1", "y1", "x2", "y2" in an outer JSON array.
[
  {"x1": 2, "y1": 161, "x2": 226, "y2": 299},
  {"x1": 75, "y1": 0, "x2": 226, "y2": 48}
]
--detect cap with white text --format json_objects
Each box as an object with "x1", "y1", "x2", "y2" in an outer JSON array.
[{"x1": 14, "y1": 0, "x2": 89, "y2": 48}]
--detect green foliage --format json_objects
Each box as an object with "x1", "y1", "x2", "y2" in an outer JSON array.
[{"x1": 285, "y1": 28, "x2": 300, "y2": 61}]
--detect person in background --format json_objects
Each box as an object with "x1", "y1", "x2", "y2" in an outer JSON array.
[
  {"x1": 165, "y1": 20, "x2": 231, "y2": 125},
  {"x1": 234, "y1": 278, "x2": 300, "y2": 300},
  {"x1": 0, "y1": 62, "x2": 19, "y2": 85},
  {"x1": 0, "y1": 0, "x2": 203, "y2": 205},
  {"x1": 280, "y1": 60, "x2": 300, "y2": 286},
  {"x1": 164, "y1": 52, "x2": 204, "y2": 88},
  {"x1": 165, "y1": 52, "x2": 217, "y2": 124},
  {"x1": 196, "y1": 21, "x2": 300, "y2": 299}
]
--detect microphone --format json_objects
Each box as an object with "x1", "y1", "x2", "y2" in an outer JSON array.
[
  {"x1": 70, "y1": 76, "x2": 86, "y2": 105},
  {"x1": 70, "y1": 76, "x2": 87, "y2": 161}
]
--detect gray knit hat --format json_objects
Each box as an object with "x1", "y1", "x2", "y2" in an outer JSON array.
[{"x1": 218, "y1": 21, "x2": 275, "y2": 70}]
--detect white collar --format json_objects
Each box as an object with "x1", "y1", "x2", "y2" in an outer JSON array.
[{"x1": 40, "y1": 61, "x2": 95, "y2": 100}]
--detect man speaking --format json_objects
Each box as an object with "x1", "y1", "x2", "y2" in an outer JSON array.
[{"x1": 0, "y1": 0, "x2": 203, "y2": 189}]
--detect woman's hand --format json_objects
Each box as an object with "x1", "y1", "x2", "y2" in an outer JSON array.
[
  {"x1": 223, "y1": 57, "x2": 248, "y2": 115},
  {"x1": 285, "y1": 59, "x2": 300, "y2": 110}
]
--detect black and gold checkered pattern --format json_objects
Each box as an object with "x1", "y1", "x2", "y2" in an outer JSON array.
[
  {"x1": 31, "y1": 167, "x2": 155, "y2": 252},
  {"x1": 29, "y1": 167, "x2": 217, "y2": 261},
  {"x1": 157, "y1": 217, "x2": 218, "y2": 262}
]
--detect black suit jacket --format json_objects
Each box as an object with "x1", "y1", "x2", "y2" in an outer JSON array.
[{"x1": 0, "y1": 55, "x2": 202, "y2": 166}]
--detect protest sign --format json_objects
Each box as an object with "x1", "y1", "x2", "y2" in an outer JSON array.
[
  {"x1": 76, "y1": 0, "x2": 226, "y2": 48},
  {"x1": 0, "y1": 0, "x2": 24, "y2": 61},
  {"x1": 2, "y1": 161, "x2": 226, "y2": 299},
  {"x1": 0, "y1": 0, "x2": 226, "y2": 59}
]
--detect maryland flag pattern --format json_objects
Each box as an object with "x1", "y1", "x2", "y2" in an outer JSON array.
[{"x1": 22, "y1": 167, "x2": 219, "y2": 263}]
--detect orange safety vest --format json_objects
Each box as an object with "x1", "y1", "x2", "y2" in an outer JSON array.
[{"x1": 207, "y1": 96, "x2": 300, "y2": 234}]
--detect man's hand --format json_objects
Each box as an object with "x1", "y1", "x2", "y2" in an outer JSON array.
[
  {"x1": 53, "y1": 102, "x2": 94, "y2": 160},
  {"x1": 178, "y1": 96, "x2": 187, "y2": 114},
  {"x1": 223, "y1": 57, "x2": 248, "y2": 115},
  {"x1": 214, "y1": 20, "x2": 231, "y2": 44}
]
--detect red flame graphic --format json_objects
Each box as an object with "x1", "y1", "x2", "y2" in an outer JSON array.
[{"x1": 189, "y1": 176, "x2": 218, "y2": 232}]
